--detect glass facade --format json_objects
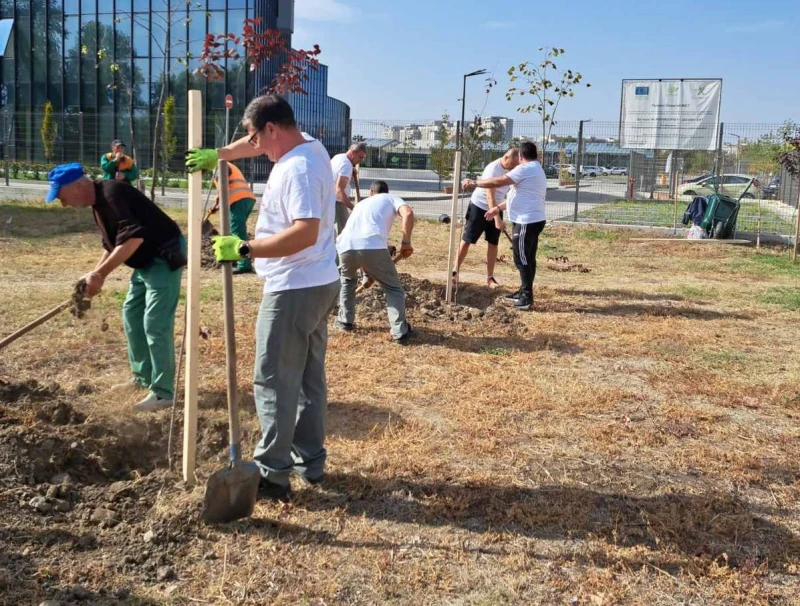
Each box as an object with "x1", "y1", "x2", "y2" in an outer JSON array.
[{"x1": 0, "y1": 0, "x2": 350, "y2": 174}]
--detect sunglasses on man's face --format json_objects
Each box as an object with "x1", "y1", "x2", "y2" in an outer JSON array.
[{"x1": 248, "y1": 131, "x2": 260, "y2": 147}]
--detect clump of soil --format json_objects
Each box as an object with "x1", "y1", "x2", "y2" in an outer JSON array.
[
  {"x1": 70, "y1": 279, "x2": 92, "y2": 318},
  {"x1": 547, "y1": 256, "x2": 592, "y2": 273},
  {"x1": 356, "y1": 273, "x2": 519, "y2": 330},
  {"x1": 0, "y1": 379, "x2": 213, "y2": 603},
  {"x1": 201, "y1": 227, "x2": 220, "y2": 269}
]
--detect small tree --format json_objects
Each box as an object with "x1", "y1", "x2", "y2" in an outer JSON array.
[
  {"x1": 161, "y1": 94, "x2": 177, "y2": 195},
  {"x1": 506, "y1": 47, "x2": 590, "y2": 159},
  {"x1": 40, "y1": 101, "x2": 58, "y2": 162},
  {"x1": 461, "y1": 116, "x2": 487, "y2": 176},
  {"x1": 431, "y1": 112, "x2": 454, "y2": 190}
]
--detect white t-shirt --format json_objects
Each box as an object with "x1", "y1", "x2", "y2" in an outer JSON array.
[
  {"x1": 471, "y1": 158, "x2": 510, "y2": 211},
  {"x1": 330, "y1": 153, "x2": 353, "y2": 200},
  {"x1": 254, "y1": 135, "x2": 339, "y2": 293},
  {"x1": 505, "y1": 160, "x2": 547, "y2": 224},
  {"x1": 336, "y1": 193, "x2": 409, "y2": 254}
]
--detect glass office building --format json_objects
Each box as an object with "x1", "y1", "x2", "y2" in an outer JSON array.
[{"x1": 0, "y1": 0, "x2": 350, "y2": 170}]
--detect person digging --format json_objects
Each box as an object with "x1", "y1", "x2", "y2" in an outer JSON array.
[
  {"x1": 334, "y1": 180, "x2": 415, "y2": 343},
  {"x1": 45, "y1": 162, "x2": 186, "y2": 412},
  {"x1": 186, "y1": 95, "x2": 340, "y2": 501},
  {"x1": 207, "y1": 162, "x2": 257, "y2": 274}
]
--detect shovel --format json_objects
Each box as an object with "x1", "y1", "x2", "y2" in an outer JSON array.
[{"x1": 201, "y1": 160, "x2": 260, "y2": 524}]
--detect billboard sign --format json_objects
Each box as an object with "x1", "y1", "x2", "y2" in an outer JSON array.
[{"x1": 619, "y1": 79, "x2": 722, "y2": 151}]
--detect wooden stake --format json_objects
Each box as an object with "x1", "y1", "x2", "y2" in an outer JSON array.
[
  {"x1": 445, "y1": 150, "x2": 463, "y2": 303},
  {"x1": 183, "y1": 89, "x2": 202, "y2": 484},
  {"x1": 793, "y1": 190, "x2": 800, "y2": 262}
]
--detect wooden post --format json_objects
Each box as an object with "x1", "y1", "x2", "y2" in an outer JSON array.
[
  {"x1": 183, "y1": 90, "x2": 202, "y2": 484},
  {"x1": 445, "y1": 150, "x2": 462, "y2": 303},
  {"x1": 793, "y1": 190, "x2": 800, "y2": 262}
]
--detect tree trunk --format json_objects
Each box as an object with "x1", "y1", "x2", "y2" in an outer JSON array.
[{"x1": 149, "y1": 54, "x2": 169, "y2": 202}]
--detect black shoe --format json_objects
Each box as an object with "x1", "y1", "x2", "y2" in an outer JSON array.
[
  {"x1": 513, "y1": 296, "x2": 533, "y2": 311},
  {"x1": 505, "y1": 289, "x2": 521, "y2": 301},
  {"x1": 334, "y1": 320, "x2": 355, "y2": 332},
  {"x1": 258, "y1": 478, "x2": 292, "y2": 502},
  {"x1": 394, "y1": 323, "x2": 416, "y2": 345}
]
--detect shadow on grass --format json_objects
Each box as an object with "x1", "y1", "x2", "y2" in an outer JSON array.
[
  {"x1": 555, "y1": 288, "x2": 688, "y2": 303},
  {"x1": 297, "y1": 473, "x2": 799, "y2": 570},
  {"x1": 421, "y1": 328, "x2": 583, "y2": 355},
  {"x1": 539, "y1": 299, "x2": 750, "y2": 321},
  {"x1": 328, "y1": 400, "x2": 400, "y2": 441}
]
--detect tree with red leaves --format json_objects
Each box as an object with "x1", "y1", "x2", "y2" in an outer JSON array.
[{"x1": 197, "y1": 18, "x2": 322, "y2": 97}]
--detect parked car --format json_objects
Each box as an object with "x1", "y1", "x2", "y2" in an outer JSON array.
[
  {"x1": 678, "y1": 174, "x2": 762, "y2": 199},
  {"x1": 610, "y1": 166, "x2": 628, "y2": 175},
  {"x1": 682, "y1": 173, "x2": 712, "y2": 184},
  {"x1": 566, "y1": 165, "x2": 584, "y2": 177},
  {"x1": 763, "y1": 176, "x2": 780, "y2": 199},
  {"x1": 543, "y1": 164, "x2": 559, "y2": 178},
  {"x1": 582, "y1": 165, "x2": 604, "y2": 177},
  {"x1": 599, "y1": 167, "x2": 611, "y2": 176}
]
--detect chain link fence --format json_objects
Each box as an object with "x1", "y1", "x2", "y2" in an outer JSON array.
[{"x1": 1, "y1": 110, "x2": 797, "y2": 238}]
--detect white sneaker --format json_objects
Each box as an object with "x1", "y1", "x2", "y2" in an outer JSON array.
[{"x1": 134, "y1": 392, "x2": 173, "y2": 413}]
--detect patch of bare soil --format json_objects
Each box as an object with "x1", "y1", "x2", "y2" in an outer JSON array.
[
  {"x1": 0, "y1": 379, "x2": 219, "y2": 604},
  {"x1": 355, "y1": 273, "x2": 519, "y2": 330}
]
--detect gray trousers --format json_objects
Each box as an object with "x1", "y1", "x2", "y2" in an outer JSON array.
[
  {"x1": 252, "y1": 280, "x2": 340, "y2": 486},
  {"x1": 338, "y1": 249, "x2": 408, "y2": 340},
  {"x1": 335, "y1": 202, "x2": 350, "y2": 235}
]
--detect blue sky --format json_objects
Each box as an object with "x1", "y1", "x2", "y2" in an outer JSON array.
[{"x1": 292, "y1": 0, "x2": 799, "y2": 124}]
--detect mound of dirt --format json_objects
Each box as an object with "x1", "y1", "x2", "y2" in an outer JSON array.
[
  {"x1": 0, "y1": 380, "x2": 221, "y2": 602},
  {"x1": 355, "y1": 273, "x2": 519, "y2": 330}
]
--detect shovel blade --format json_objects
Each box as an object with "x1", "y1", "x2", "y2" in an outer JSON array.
[
  {"x1": 201, "y1": 460, "x2": 260, "y2": 524},
  {"x1": 202, "y1": 219, "x2": 218, "y2": 238}
]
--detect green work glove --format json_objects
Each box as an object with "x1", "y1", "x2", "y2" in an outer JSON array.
[
  {"x1": 211, "y1": 235, "x2": 244, "y2": 262},
  {"x1": 185, "y1": 148, "x2": 218, "y2": 172}
]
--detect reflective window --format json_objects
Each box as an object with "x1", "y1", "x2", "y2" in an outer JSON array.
[{"x1": 133, "y1": 19, "x2": 149, "y2": 57}]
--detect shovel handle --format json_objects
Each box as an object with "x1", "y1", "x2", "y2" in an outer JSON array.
[
  {"x1": 217, "y1": 161, "x2": 243, "y2": 462},
  {"x1": 0, "y1": 299, "x2": 71, "y2": 351}
]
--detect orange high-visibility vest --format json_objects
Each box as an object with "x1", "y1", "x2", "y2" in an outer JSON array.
[
  {"x1": 213, "y1": 163, "x2": 254, "y2": 206},
  {"x1": 106, "y1": 153, "x2": 134, "y2": 171}
]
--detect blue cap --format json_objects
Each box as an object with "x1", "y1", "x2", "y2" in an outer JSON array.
[{"x1": 46, "y1": 163, "x2": 85, "y2": 202}]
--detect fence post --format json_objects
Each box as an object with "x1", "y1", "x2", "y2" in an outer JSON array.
[
  {"x1": 573, "y1": 120, "x2": 584, "y2": 222},
  {"x1": 716, "y1": 122, "x2": 724, "y2": 180},
  {"x1": 78, "y1": 112, "x2": 84, "y2": 166}
]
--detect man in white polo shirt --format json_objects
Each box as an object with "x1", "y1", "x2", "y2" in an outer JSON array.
[
  {"x1": 330, "y1": 142, "x2": 368, "y2": 234},
  {"x1": 462, "y1": 141, "x2": 546, "y2": 311},
  {"x1": 186, "y1": 95, "x2": 339, "y2": 500},
  {"x1": 454, "y1": 148, "x2": 519, "y2": 288},
  {"x1": 335, "y1": 180, "x2": 415, "y2": 343}
]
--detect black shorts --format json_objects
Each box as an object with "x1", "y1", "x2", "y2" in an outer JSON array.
[{"x1": 462, "y1": 202, "x2": 503, "y2": 246}]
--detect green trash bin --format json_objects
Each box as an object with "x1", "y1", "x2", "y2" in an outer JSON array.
[{"x1": 700, "y1": 194, "x2": 740, "y2": 239}]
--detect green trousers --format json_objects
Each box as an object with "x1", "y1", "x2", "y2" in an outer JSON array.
[
  {"x1": 122, "y1": 237, "x2": 185, "y2": 399},
  {"x1": 231, "y1": 198, "x2": 255, "y2": 272}
]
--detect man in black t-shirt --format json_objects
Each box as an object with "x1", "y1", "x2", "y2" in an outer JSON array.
[{"x1": 46, "y1": 163, "x2": 185, "y2": 412}]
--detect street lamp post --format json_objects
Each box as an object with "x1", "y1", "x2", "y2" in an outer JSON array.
[
  {"x1": 446, "y1": 69, "x2": 487, "y2": 304},
  {"x1": 729, "y1": 133, "x2": 742, "y2": 173},
  {"x1": 456, "y1": 69, "x2": 487, "y2": 151}
]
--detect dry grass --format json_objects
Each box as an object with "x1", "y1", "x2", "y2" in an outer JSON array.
[{"x1": 1, "y1": 200, "x2": 799, "y2": 605}]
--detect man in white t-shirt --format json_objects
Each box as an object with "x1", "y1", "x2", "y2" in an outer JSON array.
[
  {"x1": 454, "y1": 148, "x2": 519, "y2": 288},
  {"x1": 186, "y1": 95, "x2": 339, "y2": 500},
  {"x1": 335, "y1": 180, "x2": 415, "y2": 343},
  {"x1": 462, "y1": 141, "x2": 546, "y2": 311},
  {"x1": 330, "y1": 142, "x2": 368, "y2": 234}
]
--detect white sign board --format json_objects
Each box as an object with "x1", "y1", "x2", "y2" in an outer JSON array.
[{"x1": 619, "y1": 79, "x2": 722, "y2": 151}]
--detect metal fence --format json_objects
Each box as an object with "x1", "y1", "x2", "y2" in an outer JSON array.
[{"x1": 1, "y1": 110, "x2": 797, "y2": 238}]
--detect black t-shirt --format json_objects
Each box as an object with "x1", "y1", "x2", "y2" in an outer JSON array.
[{"x1": 92, "y1": 181, "x2": 182, "y2": 269}]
